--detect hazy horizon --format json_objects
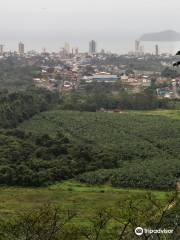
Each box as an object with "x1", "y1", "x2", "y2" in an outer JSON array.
[{"x1": 0, "y1": 0, "x2": 180, "y2": 53}]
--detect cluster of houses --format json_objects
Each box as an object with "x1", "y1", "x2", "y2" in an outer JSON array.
[
  {"x1": 120, "y1": 74, "x2": 151, "y2": 93},
  {"x1": 33, "y1": 63, "x2": 180, "y2": 99},
  {"x1": 30, "y1": 51, "x2": 180, "y2": 99},
  {"x1": 33, "y1": 65, "x2": 78, "y2": 92},
  {"x1": 156, "y1": 77, "x2": 180, "y2": 98}
]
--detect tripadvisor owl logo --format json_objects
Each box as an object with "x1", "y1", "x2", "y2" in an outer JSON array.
[{"x1": 135, "y1": 227, "x2": 144, "y2": 236}]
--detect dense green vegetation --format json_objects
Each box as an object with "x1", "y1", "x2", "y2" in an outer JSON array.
[
  {"x1": 0, "y1": 88, "x2": 59, "y2": 128},
  {"x1": 0, "y1": 129, "x2": 68, "y2": 186},
  {"x1": 0, "y1": 70, "x2": 179, "y2": 191},
  {"x1": 77, "y1": 158, "x2": 179, "y2": 190},
  {"x1": 20, "y1": 109, "x2": 180, "y2": 190},
  {"x1": 61, "y1": 89, "x2": 174, "y2": 111}
]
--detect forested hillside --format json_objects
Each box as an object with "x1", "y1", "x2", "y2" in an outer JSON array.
[
  {"x1": 0, "y1": 86, "x2": 180, "y2": 190},
  {"x1": 0, "y1": 88, "x2": 59, "y2": 128},
  {"x1": 20, "y1": 109, "x2": 180, "y2": 190}
]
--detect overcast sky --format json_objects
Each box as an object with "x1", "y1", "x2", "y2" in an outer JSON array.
[{"x1": 0, "y1": 0, "x2": 180, "y2": 52}]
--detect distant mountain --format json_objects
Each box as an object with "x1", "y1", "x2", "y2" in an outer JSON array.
[{"x1": 140, "y1": 30, "x2": 180, "y2": 42}]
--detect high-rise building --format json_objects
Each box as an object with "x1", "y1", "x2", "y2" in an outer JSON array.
[
  {"x1": 18, "y1": 42, "x2": 25, "y2": 55},
  {"x1": 89, "y1": 40, "x2": 97, "y2": 54},
  {"x1": 135, "y1": 40, "x2": 140, "y2": 54},
  {"x1": 0, "y1": 45, "x2": 4, "y2": 55},
  {"x1": 155, "y1": 44, "x2": 159, "y2": 56}
]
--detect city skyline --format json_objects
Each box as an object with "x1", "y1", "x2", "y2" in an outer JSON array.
[
  {"x1": 0, "y1": 38, "x2": 180, "y2": 55},
  {"x1": 0, "y1": 0, "x2": 180, "y2": 53}
]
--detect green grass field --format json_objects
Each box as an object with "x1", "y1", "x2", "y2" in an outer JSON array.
[
  {"x1": 0, "y1": 180, "x2": 168, "y2": 218},
  {"x1": 129, "y1": 109, "x2": 180, "y2": 120}
]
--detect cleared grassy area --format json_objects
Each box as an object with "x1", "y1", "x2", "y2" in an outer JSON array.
[
  {"x1": 0, "y1": 181, "x2": 168, "y2": 218},
  {"x1": 49, "y1": 180, "x2": 167, "y2": 196},
  {"x1": 128, "y1": 109, "x2": 180, "y2": 120}
]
